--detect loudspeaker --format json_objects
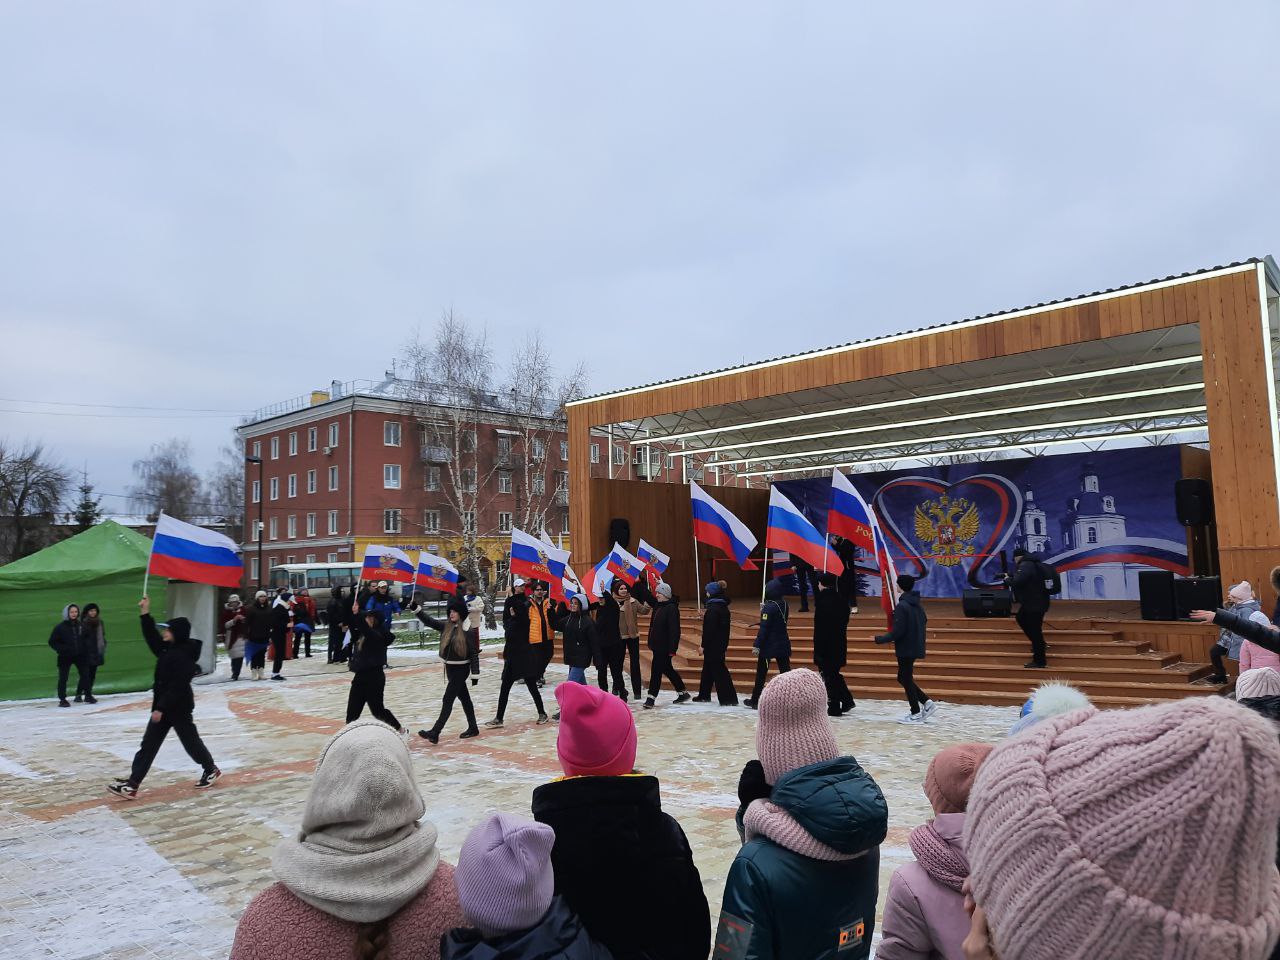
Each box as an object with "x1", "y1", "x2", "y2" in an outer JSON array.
[
  {"x1": 1139, "y1": 570, "x2": 1176, "y2": 620},
  {"x1": 1174, "y1": 576, "x2": 1222, "y2": 620},
  {"x1": 608, "y1": 518, "x2": 631, "y2": 550},
  {"x1": 962, "y1": 588, "x2": 1012, "y2": 618},
  {"x1": 1175, "y1": 478, "x2": 1214, "y2": 526}
]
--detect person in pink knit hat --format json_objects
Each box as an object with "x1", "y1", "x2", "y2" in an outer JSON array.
[
  {"x1": 878, "y1": 742, "x2": 994, "y2": 960},
  {"x1": 961, "y1": 696, "x2": 1280, "y2": 960},
  {"x1": 718, "y1": 668, "x2": 887, "y2": 960},
  {"x1": 531, "y1": 681, "x2": 710, "y2": 960}
]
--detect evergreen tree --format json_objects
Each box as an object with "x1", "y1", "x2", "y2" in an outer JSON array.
[{"x1": 73, "y1": 470, "x2": 102, "y2": 532}]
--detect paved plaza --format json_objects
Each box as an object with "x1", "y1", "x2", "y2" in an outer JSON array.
[{"x1": 0, "y1": 649, "x2": 1018, "y2": 959}]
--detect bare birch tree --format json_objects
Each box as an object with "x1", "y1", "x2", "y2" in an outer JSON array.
[
  {"x1": 130, "y1": 438, "x2": 203, "y2": 521},
  {"x1": 0, "y1": 440, "x2": 70, "y2": 561}
]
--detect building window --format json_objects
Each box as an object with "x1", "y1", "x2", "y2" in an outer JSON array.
[
  {"x1": 306, "y1": 469, "x2": 316, "y2": 494},
  {"x1": 270, "y1": 436, "x2": 279, "y2": 460},
  {"x1": 424, "y1": 510, "x2": 440, "y2": 534},
  {"x1": 269, "y1": 517, "x2": 278, "y2": 540},
  {"x1": 612, "y1": 445, "x2": 625, "y2": 466},
  {"x1": 1087, "y1": 526, "x2": 1098, "y2": 544},
  {"x1": 286, "y1": 515, "x2": 297, "y2": 539},
  {"x1": 532, "y1": 475, "x2": 545, "y2": 496},
  {"x1": 496, "y1": 558, "x2": 509, "y2": 585},
  {"x1": 287, "y1": 474, "x2": 297, "y2": 498},
  {"x1": 460, "y1": 430, "x2": 476, "y2": 453},
  {"x1": 425, "y1": 466, "x2": 441, "y2": 491},
  {"x1": 328, "y1": 422, "x2": 339, "y2": 448},
  {"x1": 498, "y1": 471, "x2": 512, "y2": 494},
  {"x1": 252, "y1": 440, "x2": 261, "y2": 459},
  {"x1": 1093, "y1": 575, "x2": 1106, "y2": 598},
  {"x1": 666, "y1": 453, "x2": 676, "y2": 470},
  {"x1": 327, "y1": 552, "x2": 338, "y2": 563},
  {"x1": 328, "y1": 465, "x2": 339, "y2": 491},
  {"x1": 269, "y1": 477, "x2": 279, "y2": 501},
  {"x1": 497, "y1": 436, "x2": 513, "y2": 463},
  {"x1": 384, "y1": 421, "x2": 402, "y2": 446},
  {"x1": 561, "y1": 509, "x2": 570, "y2": 532},
  {"x1": 305, "y1": 553, "x2": 316, "y2": 564},
  {"x1": 285, "y1": 555, "x2": 296, "y2": 565},
  {"x1": 532, "y1": 438, "x2": 545, "y2": 461},
  {"x1": 251, "y1": 479, "x2": 260, "y2": 504},
  {"x1": 327, "y1": 510, "x2": 339, "y2": 535},
  {"x1": 383, "y1": 509, "x2": 402, "y2": 534},
  {"x1": 250, "y1": 557, "x2": 259, "y2": 581},
  {"x1": 288, "y1": 432, "x2": 298, "y2": 456},
  {"x1": 384, "y1": 464, "x2": 401, "y2": 489},
  {"x1": 560, "y1": 440, "x2": 569, "y2": 461},
  {"x1": 461, "y1": 468, "x2": 477, "y2": 492},
  {"x1": 267, "y1": 554, "x2": 277, "y2": 571},
  {"x1": 307, "y1": 426, "x2": 317, "y2": 452},
  {"x1": 590, "y1": 443, "x2": 600, "y2": 464},
  {"x1": 1103, "y1": 496, "x2": 1115, "y2": 512},
  {"x1": 1033, "y1": 517, "x2": 1042, "y2": 535},
  {"x1": 462, "y1": 510, "x2": 476, "y2": 534},
  {"x1": 554, "y1": 471, "x2": 568, "y2": 492},
  {"x1": 498, "y1": 511, "x2": 513, "y2": 533},
  {"x1": 306, "y1": 513, "x2": 316, "y2": 537}
]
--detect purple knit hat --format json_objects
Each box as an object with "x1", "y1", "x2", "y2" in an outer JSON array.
[
  {"x1": 455, "y1": 813, "x2": 555, "y2": 937},
  {"x1": 965, "y1": 697, "x2": 1280, "y2": 960},
  {"x1": 757, "y1": 669, "x2": 839, "y2": 784}
]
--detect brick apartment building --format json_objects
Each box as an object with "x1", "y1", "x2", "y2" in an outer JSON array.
[{"x1": 236, "y1": 376, "x2": 732, "y2": 590}]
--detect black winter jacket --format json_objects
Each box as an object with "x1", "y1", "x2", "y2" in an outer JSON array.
[
  {"x1": 875, "y1": 591, "x2": 927, "y2": 659},
  {"x1": 349, "y1": 619, "x2": 394, "y2": 672},
  {"x1": 592, "y1": 594, "x2": 623, "y2": 648},
  {"x1": 702, "y1": 598, "x2": 732, "y2": 655},
  {"x1": 754, "y1": 598, "x2": 791, "y2": 661},
  {"x1": 502, "y1": 593, "x2": 542, "y2": 679},
  {"x1": 1008, "y1": 557, "x2": 1053, "y2": 613},
  {"x1": 812, "y1": 589, "x2": 850, "y2": 669},
  {"x1": 646, "y1": 600, "x2": 681, "y2": 654},
  {"x1": 441, "y1": 897, "x2": 615, "y2": 960},
  {"x1": 141, "y1": 614, "x2": 201, "y2": 716},
  {"x1": 48, "y1": 617, "x2": 85, "y2": 660},
  {"x1": 559, "y1": 610, "x2": 600, "y2": 668},
  {"x1": 532, "y1": 775, "x2": 711, "y2": 960},
  {"x1": 243, "y1": 601, "x2": 275, "y2": 642}
]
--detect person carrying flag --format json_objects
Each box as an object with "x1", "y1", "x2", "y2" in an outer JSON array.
[
  {"x1": 875, "y1": 574, "x2": 936, "y2": 724},
  {"x1": 591, "y1": 584, "x2": 629, "y2": 699},
  {"x1": 744, "y1": 578, "x2": 792, "y2": 709},
  {"x1": 615, "y1": 580, "x2": 647, "y2": 701}
]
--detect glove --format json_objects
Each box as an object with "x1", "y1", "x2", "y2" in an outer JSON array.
[{"x1": 737, "y1": 759, "x2": 772, "y2": 808}]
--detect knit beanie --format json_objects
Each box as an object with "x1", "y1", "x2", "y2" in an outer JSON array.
[
  {"x1": 455, "y1": 813, "x2": 555, "y2": 937},
  {"x1": 706, "y1": 580, "x2": 724, "y2": 598},
  {"x1": 1229, "y1": 580, "x2": 1255, "y2": 604},
  {"x1": 923, "y1": 743, "x2": 994, "y2": 815},
  {"x1": 966, "y1": 697, "x2": 1280, "y2": 960},
  {"x1": 655, "y1": 582, "x2": 673, "y2": 600},
  {"x1": 756, "y1": 669, "x2": 839, "y2": 784},
  {"x1": 555, "y1": 682, "x2": 637, "y2": 777},
  {"x1": 1238, "y1": 667, "x2": 1280, "y2": 701}
]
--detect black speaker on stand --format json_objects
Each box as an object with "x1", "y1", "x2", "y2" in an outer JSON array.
[
  {"x1": 962, "y1": 588, "x2": 1012, "y2": 618},
  {"x1": 608, "y1": 518, "x2": 631, "y2": 550},
  {"x1": 1139, "y1": 570, "x2": 1176, "y2": 621},
  {"x1": 1175, "y1": 478, "x2": 1214, "y2": 526}
]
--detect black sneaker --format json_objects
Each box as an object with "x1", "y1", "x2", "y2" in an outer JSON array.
[
  {"x1": 692, "y1": 696, "x2": 712, "y2": 703},
  {"x1": 419, "y1": 729, "x2": 440, "y2": 744},
  {"x1": 459, "y1": 728, "x2": 479, "y2": 740},
  {"x1": 196, "y1": 767, "x2": 222, "y2": 789},
  {"x1": 483, "y1": 718, "x2": 504, "y2": 728},
  {"x1": 84, "y1": 694, "x2": 98, "y2": 704},
  {"x1": 74, "y1": 695, "x2": 83, "y2": 703},
  {"x1": 270, "y1": 674, "x2": 286, "y2": 681},
  {"x1": 1208, "y1": 674, "x2": 1229, "y2": 685},
  {"x1": 643, "y1": 698, "x2": 656, "y2": 710},
  {"x1": 742, "y1": 699, "x2": 758, "y2": 710},
  {"x1": 58, "y1": 699, "x2": 70, "y2": 708},
  {"x1": 673, "y1": 692, "x2": 691, "y2": 705},
  {"x1": 107, "y1": 782, "x2": 138, "y2": 800},
  {"x1": 1024, "y1": 661, "x2": 1047, "y2": 669},
  {"x1": 552, "y1": 712, "x2": 561, "y2": 721},
  {"x1": 536, "y1": 714, "x2": 550, "y2": 725}
]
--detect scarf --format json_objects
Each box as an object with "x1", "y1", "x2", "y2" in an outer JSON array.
[
  {"x1": 908, "y1": 820, "x2": 969, "y2": 892},
  {"x1": 743, "y1": 799, "x2": 860, "y2": 862}
]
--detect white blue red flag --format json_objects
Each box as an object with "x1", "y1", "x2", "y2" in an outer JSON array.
[
  {"x1": 636, "y1": 539, "x2": 670, "y2": 575},
  {"x1": 690, "y1": 481, "x2": 759, "y2": 570},
  {"x1": 766, "y1": 487, "x2": 843, "y2": 574},
  {"x1": 606, "y1": 542, "x2": 646, "y2": 586},
  {"x1": 561, "y1": 564, "x2": 585, "y2": 603},
  {"x1": 581, "y1": 555, "x2": 615, "y2": 599},
  {"x1": 828, "y1": 470, "x2": 876, "y2": 554},
  {"x1": 416, "y1": 552, "x2": 459, "y2": 592},
  {"x1": 510, "y1": 528, "x2": 570, "y2": 598},
  {"x1": 874, "y1": 524, "x2": 901, "y2": 629},
  {"x1": 361, "y1": 544, "x2": 416, "y2": 584},
  {"x1": 148, "y1": 512, "x2": 242, "y2": 588}
]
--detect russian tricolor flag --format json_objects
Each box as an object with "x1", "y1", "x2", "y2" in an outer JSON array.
[
  {"x1": 766, "y1": 487, "x2": 843, "y2": 575},
  {"x1": 828, "y1": 470, "x2": 877, "y2": 554},
  {"x1": 581, "y1": 555, "x2": 615, "y2": 599},
  {"x1": 636, "y1": 539, "x2": 670, "y2": 575},
  {"x1": 416, "y1": 552, "x2": 459, "y2": 592},
  {"x1": 874, "y1": 525, "x2": 901, "y2": 628},
  {"x1": 690, "y1": 481, "x2": 759, "y2": 570},
  {"x1": 510, "y1": 528, "x2": 570, "y2": 596},
  {"x1": 148, "y1": 513, "x2": 243, "y2": 588},
  {"x1": 606, "y1": 543, "x2": 646, "y2": 586},
  {"x1": 361, "y1": 544, "x2": 416, "y2": 583}
]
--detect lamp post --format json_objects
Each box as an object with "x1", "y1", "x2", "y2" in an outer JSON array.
[{"x1": 245, "y1": 456, "x2": 264, "y2": 588}]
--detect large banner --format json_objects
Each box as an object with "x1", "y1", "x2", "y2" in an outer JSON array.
[{"x1": 775, "y1": 446, "x2": 1190, "y2": 601}]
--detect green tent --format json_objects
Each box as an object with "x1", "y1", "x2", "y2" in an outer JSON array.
[{"x1": 0, "y1": 521, "x2": 167, "y2": 700}]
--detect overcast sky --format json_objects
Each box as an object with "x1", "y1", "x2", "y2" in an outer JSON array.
[{"x1": 3, "y1": 2, "x2": 1279, "y2": 513}]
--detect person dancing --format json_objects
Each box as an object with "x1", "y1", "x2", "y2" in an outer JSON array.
[
  {"x1": 346, "y1": 608, "x2": 406, "y2": 733},
  {"x1": 416, "y1": 598, "x2": 480, "y2": 743}
]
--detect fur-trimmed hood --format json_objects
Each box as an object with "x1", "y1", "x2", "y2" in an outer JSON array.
[{"x1": 1271, "y1": 566, "x2": 1280, "y2": 597}]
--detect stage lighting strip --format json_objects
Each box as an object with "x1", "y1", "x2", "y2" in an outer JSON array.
[
  {"x1": 633, "y1": 354, "x2": 1202, "y2": 446},
  {"x1": 738, "y1": 423, "x2": 1209, "y2": 479},
  {"x1": 721, "y1": 404, "x2": 1207, "y2": 470},
  {"x1": 671, "y1": 382, "x2": 1204, "y2": 458}
]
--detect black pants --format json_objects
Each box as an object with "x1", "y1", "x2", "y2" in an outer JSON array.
[
  {"x1": 271, "y1": 632, "x2": 287, "y2": 675},
  {"x1": 698, "y1": 648, "x2": 738, "y2": 705},
  {"x1": 431, "y1": 663, "x2": 477, "y2": 733},
  {"x1": 1016, "y1": 608, "x2": 1047, "y2": 665},
  {"x1": 533, "y1": 642, "x2": 553, "y2": 684},
  {"x1": 469, "y1": 629, "x2": 481, "y2": 680},
  {"x1": 1209, "y1": 643, "x2": 1231, "y2": 680},
  {"x1": 819, "y1": 664, "x2": 854, "y2": 712},
  {"x1": 597, "y1": 644, "x2": 627, "y2": 694},
  {"x1": 56, "y1": 656, "x2": 82, "y2": 700},
  {"x1": 623, "y1": 636, "x2": 643, "y2": 698},
  {"x1": 128, "y1": 711, "x2": 215, "y2": 785},
  {"x1": 296, "y1": 628, "x2": 312, "y2": 657},
  {"x1": 750, "y1": 655, "x2": 791, "y2": 702},
  {"x1": 647, "y1": 648, "x2": 687, "y2": 699},
  {"x1": 230, "y1": 657, "x2": 243, "y2": 680},
  {"x1": 346, "y1": 669, "x2": 400, "y2": 729},
  {"x1": 897, "y1": 657, "x2": 930, "y2": 713},
  {"x1": 75, "y1": 661, "x2": 97, "y2": 698},
  {"x1": 495, "y1": 659, "x2": 546, "y2": 721},
  {"x1": 795, "y1": 566, "x2": 815, "y2": 611}
]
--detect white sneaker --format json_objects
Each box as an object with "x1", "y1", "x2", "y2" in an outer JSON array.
[
  {"x1": 896, "y1": 711, "x2": 923, "y2": 724},
  {"x1": 921, "y1": 700, "x2": 938, "y2": 720}
]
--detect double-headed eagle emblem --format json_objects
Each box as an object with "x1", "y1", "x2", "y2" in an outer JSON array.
[
  {"x1": 431, "y1": 564, "x2": 449, "y2": 581},
  {"x1": 913, "y1": 493, "x2": 980, "y2": 566},
  {"x1": 378, "y1": 554, "x2": 397, "y2": 570}
]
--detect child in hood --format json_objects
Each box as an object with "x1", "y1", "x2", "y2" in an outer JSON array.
[
  {"x1": 442, "y1": 812, "x2": 613, "y2": 959},
  {"x1": 532, "y1": 682, "x2": 710, "y2": 960}
]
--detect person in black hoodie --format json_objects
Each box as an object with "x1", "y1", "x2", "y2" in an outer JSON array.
[
  {"x1": 488, "y1": 579, "x2": 550, "y2": 727},
  {"x1": 643, "y1": 582, "x2": 691, "y2": 710},
  {"x1": 832, "y1": 536, "x2": 861, "y2": 613},
  {"x1": 875, "y1": 574, "x2": 934, "y2": 724},
  {"x1": 78, "y1": 602, "x2": 106, "y2": 703},
  {"x1": 558, "y1": 594, "x2": 599, "y2": 686},
  {"x1": 107, "y1": 596, "x2": 219, "y2": 799},
  {"x1": 346, "y1": 609, "x2": 405, "y2": 732},
  {"x1": 744, "y1": 579, "x2": 791, "y2": 710},
  {"x1": 325, "y1": 586, "x2": 350, "y2": 663},
  {"x1": 591, "y1": 588, "x2": 628, "y2": 700},
  {"x1": 694, "y1": 580, "x2": 738, "y2": 705},
  {"x1": 1003, "y1": 547, "x2": 1057, "y2": 668},
  {"x1": 48, "y1": 603, "x2": 85, "y2": 707},
  {"x1": 813, "y1": 572, "x2": 855, "y2": 716}
]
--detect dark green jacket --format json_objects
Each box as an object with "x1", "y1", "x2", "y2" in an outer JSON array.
[{"x1": 717, "y1": 757, "x2": 887, "y2": 960}]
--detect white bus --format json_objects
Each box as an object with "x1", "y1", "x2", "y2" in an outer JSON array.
[{"x1": 268, "y1": 562, "x2": 363, "y2": 595}]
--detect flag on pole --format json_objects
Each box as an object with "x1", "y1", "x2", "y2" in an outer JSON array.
[
  {"x1": 416, "y1": 552, "x2": 459, "y2": 592},
  {"x1": 828, "y1": 470, "x2": 877, "y2": 553},
  {"x1": 561, "y1": 564, "x2": 585, "y2": 603},
  {"x1": 690, "y1": 481, "x2": 759, "y2": 570},
  {"x1": 581, "y1": 555, "x2": 615, "y2": 599},
  {"x1": 361, "y1": 544, "x2": 416, "y2": 583},
  {"x1": 636, "y1": 539, "x2": 670, "y2": 575},
  {"x1": 766, "y1": 487, "x2": 843, "y2": 574},
  {"x1": 606, "y1": 542, "x2": 646, "y2": 586},
  {"x1": 148, "y1": 512, "x2": 243, "y2": 588},
  {"x1": 510, "y1": 528, "x2": 570, "y2": 597},
  {"x1": 874, "y1": 525, "x2": 901, "y2": 629}
]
